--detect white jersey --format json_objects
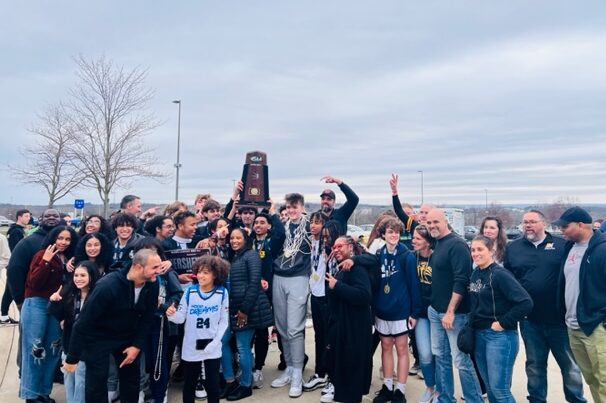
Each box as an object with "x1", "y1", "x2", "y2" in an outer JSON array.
[{"x1": 168, "y1": 284, "x2": 229, "y2": 362}]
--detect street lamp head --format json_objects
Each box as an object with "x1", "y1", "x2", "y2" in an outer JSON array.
[{"x1": 172, "y1": 100, "x2": 181, "y2": 104}]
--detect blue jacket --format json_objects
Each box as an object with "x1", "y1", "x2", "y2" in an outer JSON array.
[{"x1": 362, "y1": 244, "x2": 422, "y2": 321}]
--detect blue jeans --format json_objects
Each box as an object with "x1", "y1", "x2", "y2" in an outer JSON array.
[
  {"x1": 475, "y1": 329, "x2": 518, "y2": 403},
  {"x1": 519, "y1": 320, "x2": 586, "y2": 403},
  {"x1": 415, "y1": 317, "x2": 436, "y2": 388},
  {"x1": 428, "y1": 306, "x2": 482, "y2": 403},
  {"x1": 19, "y1": 297, "x2": 62, "y2": 399},
  {"x1": 62, "y1": 352, "x2": 86, "y2": 403},
  {"x1": 221, "y1": 327, "x2": 255, "y2": 387}
]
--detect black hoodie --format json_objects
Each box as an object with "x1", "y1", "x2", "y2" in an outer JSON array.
[
  {"x1": 6, "y1": 223, "x2": 26, "y2": 251},
  {"x1": 6, "y1": 226, "x2": 52, "y2": 305},
  {"x1": 558, "y1": 230, "x2": 606, "y2": 336},
  {"x1": 65, "y1": 267, "x2": 159, "y2": 364}
]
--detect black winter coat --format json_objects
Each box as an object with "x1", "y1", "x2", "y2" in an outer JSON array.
[
  {"x1": 65, "y1": 268, "x2": 159, "y2": 364},
  {"x1": 228, "y1": 249, "x2": 273, "y2": 331},
  {"x1": 7, "y1": 226, "x2": 51, "y2": 305},
  {"x1": 326, "y1": 263, "x2": 373, "y2": 403}
]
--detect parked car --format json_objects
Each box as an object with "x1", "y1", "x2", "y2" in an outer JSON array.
[
  {"x1": 347, "y1": 224, "x2": 370, "y2": 245},
  {"x1": 506, "y1": 227, "x2": 523, "y2": 241},
  {"x1": 0, "y1": 216, "x2": 15, "y2": 227},
  {"x1": 464, "y1": 226, "x2": 479, "y2": 241}
]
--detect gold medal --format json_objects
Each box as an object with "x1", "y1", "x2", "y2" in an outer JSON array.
[
  {"x1": 384, "y1": 284, "x2": 390, "y2": 294},
  {"x1": 259, "y1": 250, "x2": 265, "y2": 258},
  {"x1": 312, "y1": 272, "x2": 320, "y2": 282}
]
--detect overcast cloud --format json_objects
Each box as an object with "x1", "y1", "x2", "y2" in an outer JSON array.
[{"x1": 1, "y1": 1, "x2": 605, "y2": 208}]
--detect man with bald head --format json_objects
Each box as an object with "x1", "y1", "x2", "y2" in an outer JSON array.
[
  {"x1": 425, "y1": 209, "x2": 482, "y2": 403},
  {"x1": 7, "y1": 209, "x2": 62, "y2": 307},
  {"x1": 64, "y1": 249, "x2": 162, "y2": 403}
]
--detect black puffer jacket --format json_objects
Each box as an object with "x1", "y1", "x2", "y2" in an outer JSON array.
[{"x1": 228, "y1": 249, "x2": 273, "y2": 331}]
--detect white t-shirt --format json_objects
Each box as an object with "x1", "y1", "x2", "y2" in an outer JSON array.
[
  {"x1": 309, "y1": 240, "x2": 327, "y2": 297},
  {"x1": 133, "y1": 286, "x2": 143, "y2": 304}
]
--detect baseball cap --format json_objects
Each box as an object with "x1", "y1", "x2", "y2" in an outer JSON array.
[
  {"x1": 552, "y1": 206, "x2": 592, "y2": 226},
  {"x1": 320, "y1": 189, "x2": 336, "y2": 199}
]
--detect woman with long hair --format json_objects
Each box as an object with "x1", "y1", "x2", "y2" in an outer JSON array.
[
  {"x1": 49, "y1": 260, "x2": 100, "y2": 403},
  {"x1": 73, "y1": 232, "x2": 114, "y2": 276},
  {"x1": 365, "y1": 211, "x2": 397, "y2": 254},
  {"x1": 479, "y1": 216, "x2": 508, "y2": 264},
  {"x1": 411, "y1": 224, "x2": 438, "y2": 403},
  {"x1": 469, "y1": 235, "x2": 533, "y2": 403},
  {"x1": 77, "y1": 214, "x2": 113, "y2": 239},
  {"x1": 20, "y1": 225, "x2": 78, "y2": 402}
]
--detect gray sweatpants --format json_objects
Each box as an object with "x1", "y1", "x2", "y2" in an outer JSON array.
[{"x1": 272, "y1": 275, "x2": 309, "y2": 369}]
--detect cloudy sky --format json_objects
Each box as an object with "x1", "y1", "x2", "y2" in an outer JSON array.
[{"x1": 2, "y1": 1, "x2": 605, "y2": 209}]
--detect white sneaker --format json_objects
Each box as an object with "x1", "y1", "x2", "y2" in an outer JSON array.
[
  {"x1": 271, "y1": 370, "x2": 292, "y2": 388},
  {"x1": 253, "y1": 369, "x2": 264, "y2": 389},
  {"x1": 303, "y1": 373, "x2": 328, "y2": 391},
  {"x1": 108, "y1": 391, "x2": 119, "y2": 403},
  {"x1": 195, "y1": 385, "x2": 207, "y2": 400},
  {"x1": 289, "y1": 376, "x2": 303, "y2": 398},
  {"x1": 321, "y1": 382, "x2": 334, "y2": 395},
  {"x1": 418, "y1": 388, "x2": 437, "y2": 403},
  {"x1": 320, "y1": 385, "x2": 335, "y2": 403},
  {"x1": 138, "y1": 391, "x2": 145, "y2": 403}
]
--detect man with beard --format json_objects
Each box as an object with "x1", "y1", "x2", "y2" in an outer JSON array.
[
  {"x1": 318, "y1": 176, "x2": 359, "y2": 235},
  {"x1": 63, "y1": 249, "x2": 162, "y2": 403},
  {"x1": 504, "y1": 209, "x2": 586, "y2": 403},
  {"x1": 425, "y1": 209, "x2": 482, "y2": 403},
  {"x1": 7, "y1": 209, "x2": 62, "y2": 308}
]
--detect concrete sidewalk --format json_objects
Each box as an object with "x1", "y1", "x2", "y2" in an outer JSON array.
[{"x1": 0, "y1": 272, "x2": 592, "y2": 402}]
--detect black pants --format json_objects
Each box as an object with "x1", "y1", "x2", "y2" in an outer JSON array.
[
  {"x1": 182, "y1": 358, "x2": 220, "y2": 403},
  {"x1": 1, "y1": 286, "x2": 13, "y2": 316},
  {"x1": 311, "y1": 295, "x2": 328, "y2": 377},
  {"x1": 253, "y1": 327, "x2": 269, "y2": 371},
  {"x1": 85, "y1": 343, "x2": 140, "y2": 403}
]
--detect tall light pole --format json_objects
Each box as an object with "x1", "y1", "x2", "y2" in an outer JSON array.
[
  {"x1": 418, "y1": 170, "x2": 424, "y2": 204},
  {"x1": 172, "y1": 100, "x2": 182, "y2": 200}
]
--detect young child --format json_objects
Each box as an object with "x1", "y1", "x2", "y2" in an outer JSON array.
[{"x1": 166, "y1": 255, "x2": 230, "y2": 403}]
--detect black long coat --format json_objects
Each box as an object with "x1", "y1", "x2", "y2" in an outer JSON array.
[
  {"x1": 228, "y1": 249, "x2": 273, "y2": 331},
  {"x1": 326, "y1": 263, "x2": 373, "y2": 403}
]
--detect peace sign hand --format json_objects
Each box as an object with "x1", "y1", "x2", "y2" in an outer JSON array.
[
  {"x1": 325, "y1": 272, "x2": 338, "y2": 289},
  {"x1": 43, "y1": 244, "x2": 59, "y2": 262}
]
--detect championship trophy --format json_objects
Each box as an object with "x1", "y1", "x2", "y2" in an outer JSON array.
[{"x1": 239, "y1": 151, "x2": 270, "y2": 209}]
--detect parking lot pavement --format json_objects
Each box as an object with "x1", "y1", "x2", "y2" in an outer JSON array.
[{"x1": 0, "y1": 275, "x2": 592, "y2": 402}]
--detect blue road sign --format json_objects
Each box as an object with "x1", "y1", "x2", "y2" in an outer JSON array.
[{"x1": 74, "y1": 199, "x2": 85, "y2": 209}]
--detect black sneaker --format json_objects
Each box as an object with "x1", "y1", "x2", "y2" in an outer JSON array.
[
  {"x1": 0, "y1": 317, "x2": 19, "y2": 325},
  {"x1": 392, "y1": 388, "x2": 406, "y2": 403},
  {"x1": 373, "y1": 385, "x2": 394, "y2": 403},
  {"x1": 226, "y1": 384, "x2": 252, "y2": 401},
  {"x1": 220, "y1": 380, "x2": 240, "y2": 399}
]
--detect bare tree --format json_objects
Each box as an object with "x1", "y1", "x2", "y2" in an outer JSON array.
[
  {"x1": 68, "y1": 55, "x2": 164, "y2": 217},
  {"x1": 10, "y1": 104, "x2": 85, "y2": 208}
]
